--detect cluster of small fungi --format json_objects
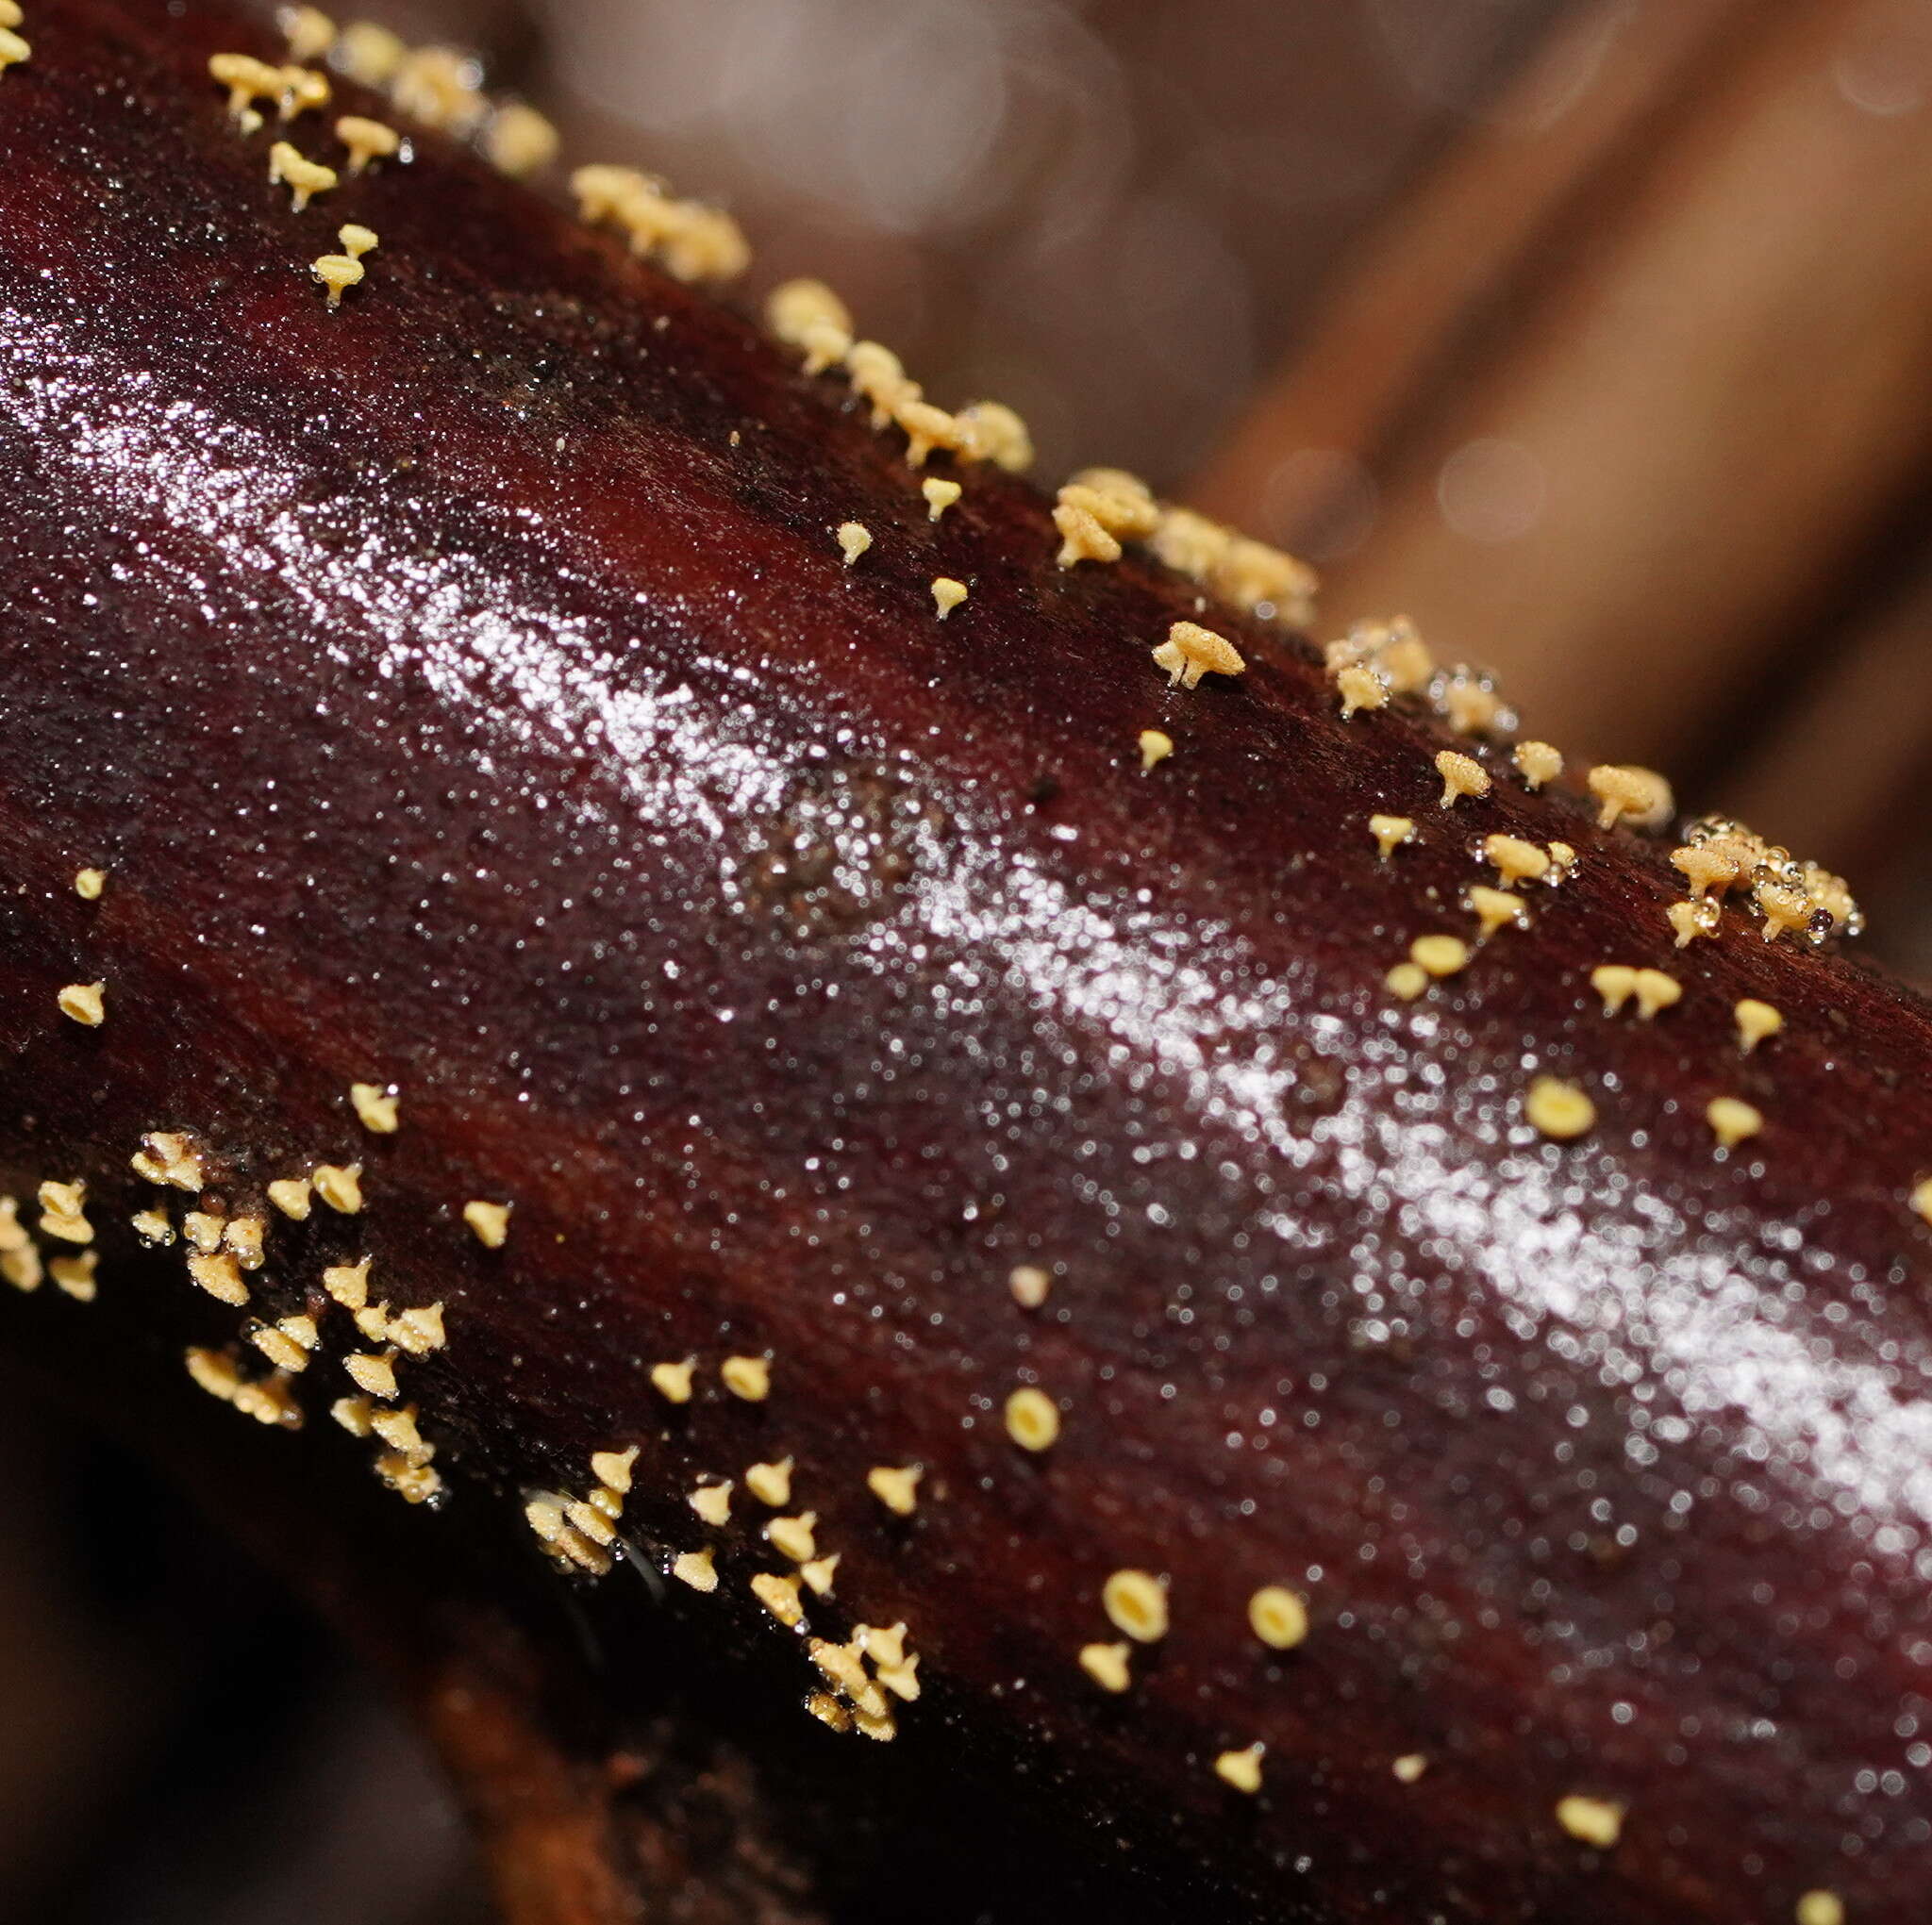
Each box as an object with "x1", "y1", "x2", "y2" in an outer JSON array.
[
  {"x1": 204, "y1": 8, "x2": 565, "y2": 307},
  {"x1": 1315, "y1": 612, "x2": 1865, "y2": 1169},
  {"x1": 521, "y1": 1390, "x2": 923, "y2": 1743},
  {"x1": 758, "y1": 277, "x2": 1281, "y2": 709},
  {"x1": 2, "y1": 20, "x2": 1908, "y2": 1916}
]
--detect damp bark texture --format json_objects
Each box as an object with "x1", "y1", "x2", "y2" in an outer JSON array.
[{"x1": 2, "y1": 5, "x2": 1930, "y2": 1922}]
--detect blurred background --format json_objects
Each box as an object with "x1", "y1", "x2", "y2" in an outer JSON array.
[{"x1": 8, "y1": 0, "x2": 1932, "y2": 1917}]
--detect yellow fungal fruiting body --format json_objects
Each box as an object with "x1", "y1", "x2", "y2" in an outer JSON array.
[
  {"x1": 268, "y1": 1175, "x2": 312, "y2": 1219},
  {"x1": 923, "y1": 477, "x2": 961, "y2": 522},
  {"x1": 1326, "y1": 616, "x2": 1432, "y2": 695},
  {"x1": 1004, "y1": 1386, "x2": 1060, "y2": 1452},
  {"x1": 132, "y1": 1130, "x2": 203, "y2": 1189},
  {"x1": 1335, "y1": 663, "x2": 1389, "y2": 720},
  {"x1": 0, "y1": 22, "x2": 25, "y2": 69},
  {"x1": 867, "y1": 1463, "x2": 922, "y2": 1516},
  {"x1": 1049, "y1": 498, "x2": 1115, "y2": 569},
  {"x1": 1525, "y1": 1077, "x2": 1594, "y2": 1140},
  {"x1": 1484, "y1": 835, "x2": 1548, "y2": 888},
  {"x1": 389, "y1": 1303, "x2": 445, "y2": 1355},
  {"x1": 1053, "y1": 470, "x2": 1157, "y2": 569},
  {"x1": 955, "y1": 401, "x2": 1033, "y2": 473},
  {"x1": 1214, "y1": 1745, "x2": 1265, "y2": 1794},
  {"x1": 463, "y1": 1199, "x2": 509, "y2": 1245},
  {"x1": 280, "y1": 6, "x2": 335, "y2": 64},
  {"x1": 269, "y1": 140, "x2": 338, "y2": 211},
  {"x1": 1438, "y1": 671, "x2": 1507, "y2": 737},
  {"x1": 767, "y1": 1512, "x2": 818, "y2": 1562},
  {"x1": 1735, "y1": 998, "x2": 1784, "y2": 1053},
  {"x1": 225, "y1": 1216, "x2": 266, "y2": 1268},
  {"x1": 188, "y1": 1251, "x2": 248, "y2": 1305},
  {"x1": 1756, "y1": 877, "x2": 1811, "y2": 944},
  {"x1": 58, "y1": 982, "x2": 106, "y2": 1025},
  {"x1": 1249, "y1": 1584, "x2": 1309, "y2": 1650},
  {"x1": 1384, "y1": 961, "x2": 1429, "y2": 1002},
  {"x1": 1668, "y1": 899, "x2": 1721, "y2": 948},
  {"x1": 350, "y1": 1081, "x2": 398, "y2": 1132},
  {"x1": 722, "y1": 1354, "x2": 771, "y2": 1401},
  {"x1": 344, "y1": 1351, "x2": 398, "y2": 1399},
  {"x1": 1466, "y1": 886, "x2": 1527, "y2": 938},
  {"x1": 1435, "y1": 750, "x2": 1489, "y2": 808},
  {"x1": 1672, "y1": 842, "x2": 1739, "y2": 900},
  {"x1": 313, "y1": 1162, "x2": 362, "y2": 1211},
  {"x1": 1370, "y1": 814, "x2": 1414, "y2": 861},
  {"x1": 336, "y1": 21, "x2": 405, "y2": 86},
  {"x1": 1008, "y1": 1263, "x2": 1051, "y2": 1307},
  {"x1": 750, "y1": 1571, "x2": 804, "y2": 1626},
  {"x1": 657, "y1": 204, "x2": 751, "y2": 284},
  {"x1": 745, "y1": 1456, "x2": 793, "y2": 1506},
  {"x1": 186, "y1": 1347, "x2": 242, "y2": 1402},
  {"x1": 767, "y1": 279, "x2": 853, "y2": 361},
  {"x1": 209, "y1": 53, "x2": 281, "y2": 121},
  {"x1": 590, "y1": 1446, "x2": 638, "y2": 1494},
  {"x1": 378, "y1": 1454, "x2": 442, "y2": 1505},
  {"x1": 390, "y1": 45, "x2": 485, "y2": 137},
  {"x1": 39, "y1": 1193, "x2": 92, "y2": 1245},
  {"x1": 1555, "y1": 1795, "x2": 1625, "y2": 1850},
  {"x1": 571, "y1": 163, "x2": 661, "y2": 230},
  {"x1": 1794, "y1": 1892, "x2": 1845, "y2": 1925},
  {"x1": 1102, "y1": 1568, "x2": 1168, "y2": 1643},
  {"x1": 1707, "y1": 1097, "x2": 1763, "y2": 1151},
  {"x1": 1078, "y1": 1641, "x2": 1131, "y2": 1692},
  {"x1": 1392, "y1": 1753, "x2": 1429, "y2": 1784},
  {"x1": 335, "y1": 113, "x2": 398, "y2": 174},
  {"x1": 1632, "y1": 969, "x2": 1680, "y2": 1020},
  {"x1": 1587, "y1": 763, "x2": 1674, "y2": 833},
  {"x1": 895, "y1": 399, "x2": 962, "y2": 469},
  {"x1": 252, "y1": 1325, "x2": 308, "y2": 1372},
  {"x1": 1150, "y1": 506, "x2": 1317, "y2": 627},
  {"x1": 805, "y1": 1692, "x2": 852, "y2": 1733},
  {"x1": 1410, "y1": 934, "x2": 1469, "y2": 978},
  {"x1": 809, "y1": 1639, "x2": 884, "y2": 1718},
  {"x1": 1138, "y1": 729, "x2": 1174, "y2": 772},
  {"x1": 231, "y1": 1374, "x2": 304, "y2": 1430},
  {"x1": 1, "y1": 1241, "x2": 41, "y2": 1293},
  {"x1": 485, "y1": 102, "x2": 560, "y2": 179},
  {"x1": 371, "y1": 1404, "x2": 429, "y2": 1464},
  {"x1": 275, "y1": 65, "x2": 330, "y2": 122},
  {"x1": 651, "y1": 1359, "x2": 696, "y2": 1403},
  {"x1": 323, "y1": 1258, "x2": 369, "y2": 1307},
  {"x1": 50, "y1": 1252, "x2": 98, "y2": 1302},
  {"x1": 1069, "y1": 468, "x2": 1159, "y2": 536},
  {"x1": 931, "y1": 577, "x2": 968, "y2": 620},
  {"x1": 1591, "y1": 965, "x2": 1638, "y2": 1016},
  {"x1": 331, "y1": 1396, "x2": 374, "y2": 1435},
  {"x1": 1153, "y1": 621, "x2": 1245, "y2": 691},
  {"x1": 673, "y1": 1548, "x2": 718, "y2": 1592},
  {"x1": 74, "y1": 868, "x2": 106, "y2": 899},
  {"x1": 1910, "y1": 1176, "x2": 1932, "y2": 1228},
  {"x1": 689, "y1": 1481, "x2": 732, "y2": 1526},
  {"x1": 844, "y1": 341, "x2": 915, "y2": 429},
  {"x1": 837, "y1": 522, "x2": 872, "y2": 567}
]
